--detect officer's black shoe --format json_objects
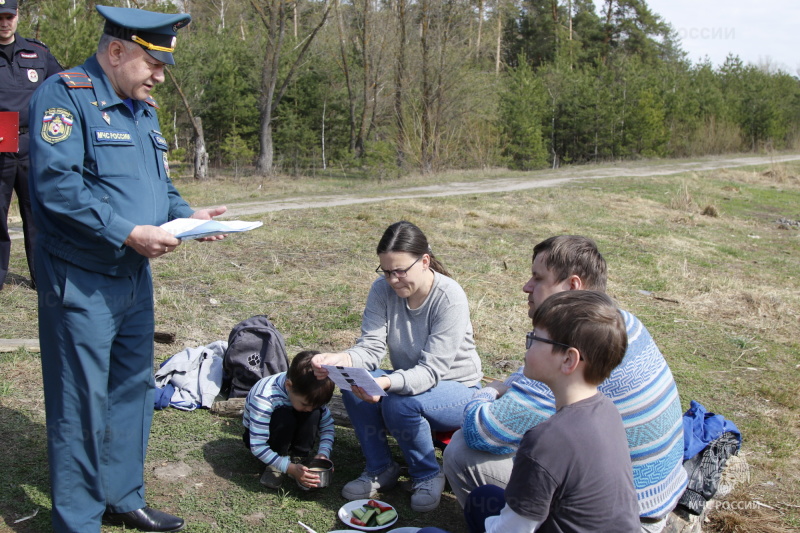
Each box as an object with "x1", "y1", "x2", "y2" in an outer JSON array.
[{"x1": 103, "y1": 506, "x2": 185, "y2": 532}]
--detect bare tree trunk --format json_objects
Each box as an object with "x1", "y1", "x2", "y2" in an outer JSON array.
[
  {"x1": 321, "y1": 100, "x2": 327, "y2": 169},
  {"x1": 602, "y1": 0, "x2": 615, "y2": 63},
  {"x1": 355, "y1": 0, "x2": 372, "y2": 158},
  {"x1": 568, "y1": 0, "x2": 572, "y2": 40},
  {"x1": 252, "y1": 0, "x2": 333, "y2": 175},
  {"x1": 335, "y1": 0, "x2": 357, "y2": 152},
  {"x1": 495, "y1": 0, "x2": 502, "y2": 76},
  {"x1": 431, "y1": 0, "x2": 456, "y2": 170},
  {"x1": 254, "y1": 0, "x2": 282, "y2": 175},
  {"x1": 394, "y1": 0, "x2": 407, "y2": 168},
  {"x1": 194, "y1": 116, "x2": 208, "y2": 180},
  {"x1": 475, "y1": 0, "x2": 483, "y2": 60},
  {"x1": 420, "y1": 0, "x2": 433, "y2": 174},
  {"x1": 164, "y1": 67, "x2": 208, "y2": 180}
]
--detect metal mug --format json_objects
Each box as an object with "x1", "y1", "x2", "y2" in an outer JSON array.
[{"x1": 297, "y1": 457, "x2": 333, "y2": 489}]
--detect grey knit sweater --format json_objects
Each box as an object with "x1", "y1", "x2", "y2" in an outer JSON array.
[{"x1": 347, "y1": 271, "x2": 483, "y2": 395}]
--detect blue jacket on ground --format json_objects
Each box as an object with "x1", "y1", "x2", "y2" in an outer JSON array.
[{"x1": 682, "y1": 400, "x2": 741, "y2": 460}]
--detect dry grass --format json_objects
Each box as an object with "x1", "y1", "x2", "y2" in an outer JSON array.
[{"x1": 2, "y1": 158, "x2": 799, "y2": 532}]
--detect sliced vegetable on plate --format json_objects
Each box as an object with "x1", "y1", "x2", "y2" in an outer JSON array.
[{"x1": 338, "y1": 499, "x2": 399, "y2": 531}]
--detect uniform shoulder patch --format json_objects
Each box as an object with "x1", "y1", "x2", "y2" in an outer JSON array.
[
  {"x1": 41, "y1": 108, "x2": 74, "y2": 144},
  {"x1": 59, "y1": 71, "x2": 93, "y2": 89},
  {"x1": 145, "y1": 96, "x2": 160, "y2": 109},
  {"x1": 24, "y1": 37, "x2": 51, "y2": 51}
]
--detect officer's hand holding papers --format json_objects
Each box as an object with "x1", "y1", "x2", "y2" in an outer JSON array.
[{"x1": 160, "y1": 218, "x2": 263, "y2": 241}]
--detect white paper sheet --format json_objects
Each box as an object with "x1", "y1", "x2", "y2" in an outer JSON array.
[
  {"x1": 322, "y1": 365, "x2": 388, "y2": 397},
  {"x1": 160, "y1": 218, "x2": 263, "y2": 240}
]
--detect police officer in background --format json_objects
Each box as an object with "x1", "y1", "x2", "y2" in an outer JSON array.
[
  {"x1": 29, "y1": 5, "x2": 226, "y2": 532},
  {"x1": 0, "y1": 0, "x2": 61, "y2": 290}
]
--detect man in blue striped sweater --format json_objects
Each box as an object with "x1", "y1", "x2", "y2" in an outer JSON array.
[{"x1": 443, "y1": 235, "x2": 688, "y2": 533}]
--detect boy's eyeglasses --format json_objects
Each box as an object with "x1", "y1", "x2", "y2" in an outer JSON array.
[
  {"x1": 526, "y1": 331, "x2": 573, "y2": 352},
  {"x1": 376, "y1": 256, "x2": 422, "y2": 279}
]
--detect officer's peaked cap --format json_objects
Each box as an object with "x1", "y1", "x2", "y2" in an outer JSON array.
[
  {"x1": 0, "y1": 0, "x2": 18, "y2": 16},
  {"x1": 96, "y1": 5, "x2": 191, "y2": 65}
]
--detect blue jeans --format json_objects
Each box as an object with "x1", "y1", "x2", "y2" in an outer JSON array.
[{"x1": 342, "y1": 370, "x2": 477, "y2": 482}]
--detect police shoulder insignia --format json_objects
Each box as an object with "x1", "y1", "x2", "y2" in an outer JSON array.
[{"x1": 41, "y1": 108, "x2": 74, "y2": 144}]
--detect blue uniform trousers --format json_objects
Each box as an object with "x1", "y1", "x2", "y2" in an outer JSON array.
[
  {"x1": 36, "y1": 248, "x2": 155, "y2": 533},
  {"x1": 0, "y1": 134, "x2": 37, "y2": 288}
]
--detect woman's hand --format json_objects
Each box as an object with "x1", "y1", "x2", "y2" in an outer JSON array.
[
  {"x1": 311, "y1": 352, "x2": 352, "y2": 380},
  {"x1": 351, "y1": 375, "x2": 391, "y2": 404}
]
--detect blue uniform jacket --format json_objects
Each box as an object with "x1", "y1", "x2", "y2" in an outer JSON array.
[{"x1": 28, "y1": 54, "x2": 194, "y2": 276}]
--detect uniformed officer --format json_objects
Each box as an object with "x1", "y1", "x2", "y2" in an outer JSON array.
[
  {"x1": 28, "y1": 5, "x2": 226, "y2": 532},
  {"x1": 0, "y1": 0, "x2": 61, "y2": 290}
]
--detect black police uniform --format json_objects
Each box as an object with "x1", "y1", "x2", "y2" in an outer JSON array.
[{"x1": 0, "y1": 32, "x2": 61, "y2": 289}]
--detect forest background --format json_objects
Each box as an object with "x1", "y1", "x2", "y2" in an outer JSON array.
[{"x1": 17, "y1": 0, "x2": 800, "y2": 179}]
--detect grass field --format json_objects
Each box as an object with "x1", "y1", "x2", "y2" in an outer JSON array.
[{"x1": 1, "y1": 157, "x2": 798, "y2": 532}]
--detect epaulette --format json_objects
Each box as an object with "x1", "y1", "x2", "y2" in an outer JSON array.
[
  {"x1": 59, "y1": 71, "x2": 93, "y2": 89},
  {"x1": 145, "y1": 96, "x2": 160, "y2": 109},
  {"x1": 23, "y1": 37, "x2": 51, "y2": 50}
]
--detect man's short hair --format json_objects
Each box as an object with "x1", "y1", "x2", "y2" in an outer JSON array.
[
  {"x1": 533, "y1": 235, "x2": 607, "y2": 291},
  {"x1": 532, "y1": 290, "x2": 627, "y2": 385},
  {"x1": 288, "y1": 350, "x2": 335, "y2": 408},
  {"x1": 98, "y1": 33, "x2": 138, "y2": 55}
]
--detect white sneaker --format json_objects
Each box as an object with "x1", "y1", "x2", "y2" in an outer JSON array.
[
  {"x1": 341, "y1": 461, "x2": 401, "y2": 500},
  {"x1": 410, "y1": 471, "x2": 445, "y2": 512}
]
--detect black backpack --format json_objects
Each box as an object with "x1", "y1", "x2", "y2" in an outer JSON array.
[{"x1": 222, "y1": 315, "x2": 289, "y2": 399}]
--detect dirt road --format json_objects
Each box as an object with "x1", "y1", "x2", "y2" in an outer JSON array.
[
  {"x1": 220, "y1": 153, "x2": 800, "y2": 218},
  {"x1": 11, "y1": 154, "x2": 799, "y2": 240}
]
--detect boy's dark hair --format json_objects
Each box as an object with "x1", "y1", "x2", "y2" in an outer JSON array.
[
  {"x1": 533, "y1": 236, "x2": 607, "y2": 291},
  {"x1": 377, "y1": 220, "x2": 450, "y2": 277},
  {"x1": 287, "y1": 350, "x2": 334, "y2": 408},
  {"x1": 532, "y1": 290, "x2": 627, "y2": 385}
]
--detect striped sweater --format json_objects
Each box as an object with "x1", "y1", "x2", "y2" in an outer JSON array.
[
  {"x1": 243, "y1": 372, "x2": 335, "y2": 474},
  {"x1": 462, "y1": 309, "x2": 688, "y2": 518}
]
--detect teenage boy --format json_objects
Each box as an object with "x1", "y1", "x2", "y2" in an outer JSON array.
[
  {"x1": 243, "y1": 350, "x2": 336, "y2": 489},
  {"x1": 474, "y1": 290, "x2": 640, "y2": 532},
  {"x1": 444, "y1": 236, "x2": 687, "y2": 532}
]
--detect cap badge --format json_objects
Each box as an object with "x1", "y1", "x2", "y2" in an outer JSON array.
[{"x1": 28, "y1": 69, "x2": 39, "y2": 83}]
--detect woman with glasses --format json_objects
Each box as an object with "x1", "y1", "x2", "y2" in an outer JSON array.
[{"x1": 312, "y1": 220, "x2": 483, "y2": 512}]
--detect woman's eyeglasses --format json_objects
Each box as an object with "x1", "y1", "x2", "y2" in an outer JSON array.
[{"x1": 376, "y1": 256, "x2": 422, "y2": 279}]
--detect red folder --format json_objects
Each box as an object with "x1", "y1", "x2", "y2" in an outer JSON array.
[{"x1": 0, "y1": 112, "x2": 20, "y2": 153}]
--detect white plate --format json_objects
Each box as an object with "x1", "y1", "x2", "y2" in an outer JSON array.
[
  {"x1": 387, "y1": 528, "x2": 420, "y2": 533},
  {"x1": 338, "y1": 499, "x2": 399, "y2": 531}
]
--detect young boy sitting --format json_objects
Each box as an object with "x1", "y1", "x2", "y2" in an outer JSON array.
[
  {"x1": 243, "y1": 350, "x2": 335, "y2": 489},
  {"x1": 461, "y1": 290, "x2": 641, "y2": 533}
]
